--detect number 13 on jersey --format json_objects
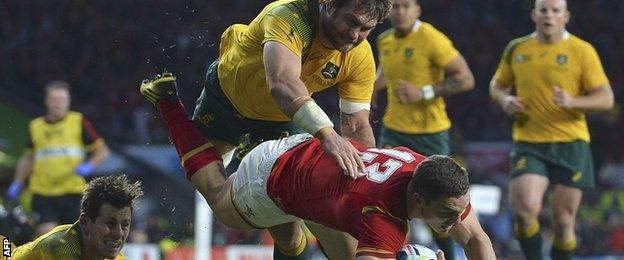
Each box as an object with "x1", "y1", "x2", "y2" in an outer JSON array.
[{"x1": 361, "y1": 148, "x2": 416, "y2": 184}]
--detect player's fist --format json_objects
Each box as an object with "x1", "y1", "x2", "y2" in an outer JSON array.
[
  {"x1": 553, "y1": 86, "x2": 574, "y2": 108},
  {"x1": 75, "y1": 162, "x2": 95, "y2": 177},
  {"x1": 502, "y1": 95, "x2": 525, "y2": 115},
  {"x1": 396, "y1": 244, "x2": 442, "y2": 260}
]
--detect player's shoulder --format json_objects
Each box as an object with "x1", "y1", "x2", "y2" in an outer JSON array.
[
  {"x1": 265, "y1": 0, "x2": 317, "y2": 45},
  {"x1": 66, "y1": 111, "x2": 83, "y2": 119},
  {"x1": 418, "y1": 21, "x2": 446, "y2": 37},
  {"x1": 30, "y1": 116, "x2": 46, "y2": 127},
  {"x1": 566, "y1": 33, "x2": 597, "y2": 51},
  {"x1": 19, "y1": 224, "x2": 77, "y2": 252},
  {"x1": 505, "y1": 33, "x2": 534, "y2": 51},
  {"x1": 377, "y1": 28, "x2": 394, "y2": 44}
]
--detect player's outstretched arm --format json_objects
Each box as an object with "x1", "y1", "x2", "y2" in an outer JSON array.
[
  {"x1": 263, "y1": 41, "x2": 365, "y2": 178},
  {"x1": 449, "y1": 209, "x2": 495, "y2": 259}
]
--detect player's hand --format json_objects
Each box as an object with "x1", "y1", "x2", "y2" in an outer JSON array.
[
  {"x1": 436, "y1": 250, "x2": 446, "y2": 260},
  {"x1": 553, "y1": 85, "x2": 574, "y2": 108},
  {"x1": 317, "y1": 128, "x2": 366, "y2": 179},
  {"x1": 502, "y1": 95, "x2": 526, "y2": 115},
  {"x1": 6, "y1": 182, "x2": 23, "y2": 201},
  {"x1": 75, "y1": 162, "x2": 95, "y2": 177},
  {"x1": 393, "y1": 80, "x2": 422, "y2": 104}
]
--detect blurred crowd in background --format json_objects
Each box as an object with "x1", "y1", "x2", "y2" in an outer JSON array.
[{"x1": 1, "y1": 0, "x2": 623, "y2": 257}]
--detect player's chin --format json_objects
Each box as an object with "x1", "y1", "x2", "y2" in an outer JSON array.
[{"x1": 335, "y1": 42, "x2": 357, "y2": 53}]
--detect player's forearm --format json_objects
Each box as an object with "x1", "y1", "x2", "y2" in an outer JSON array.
[
  {"x1": 340, "y1": 112, "x2": 375, "y2": 147},
  {"x1": 464, "y1": 235, "x2": 496, "y2": 260},
  {"x1": 13, "y1": 153, "x2": 34, "y2": 184},
  {"x1": 489, "y1": 80, "x2": 512, "y2": 107},
  {"x1": 88, "y1": 142, "x2": 111, "y2": 166},
  {"x1": 374, "y1": 67, "x2": 388, "y2": 91},
  {"x1": 569, "y1": 85, "x2": 614, "y2": 111},
  {"x1": 268, "y1": 78, "x2": 311, "y2": 116},
  {"x1": 341, "y1": 121, "x2": 375, "y2": 147}
]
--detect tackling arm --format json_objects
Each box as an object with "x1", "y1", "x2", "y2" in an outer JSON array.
[{"x1": 263, "y1": 41, "x2": 365, "y2": 178}]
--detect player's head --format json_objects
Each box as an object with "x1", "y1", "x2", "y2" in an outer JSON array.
[
  {"x1": 79, "y1": 175, "x2": 143, "y2": 259},
  {"x1": 389, "y1": 0, "x2": 421, "y2": 35},
  {"x1": 407, "y1": 155, "x2": 470, "y2": 234},
  {"x1": 44, "y1": 81, "x2": 71, "y2": 119},
  {"x1": 320, "y1": 0, "x2": 392, "y2": 52},
  {"x1": 531, "y1": 0, "x2": 569, "y2": 39}
]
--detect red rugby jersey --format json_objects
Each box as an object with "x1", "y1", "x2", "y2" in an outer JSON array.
[{"x1": 267, "y1": 139, "x2": 427, "y2": 257}]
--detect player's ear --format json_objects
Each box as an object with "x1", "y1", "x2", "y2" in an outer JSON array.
[
  {"x1": 79, "y1": 213, "x2": 90, "y2": 232},
  {"x1": 411, "y1": 192, "x2": 426, "y2": 208}
]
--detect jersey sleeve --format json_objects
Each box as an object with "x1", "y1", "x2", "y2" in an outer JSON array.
[
  {"x1": 492, "y1": 41, "x2": 516, "y2": 87},
  {"x1": 337, "y1": 41, "x2": 375, "y2": 103},
  {"x1": 260, "y1": 6, "x2": 308, "y2": 58},
  {"x1": 580, "y1": 43, "x2": 609, "y2": 91},
  {"x1": 429, "y1": 30, "x2": 459, "y2": 68},
  {"x1": 355, "y1": 210, "x2": 408, "y2": 258},
  {"x1": 81, "y1": 116, "x2": 104, "y2": 152}
]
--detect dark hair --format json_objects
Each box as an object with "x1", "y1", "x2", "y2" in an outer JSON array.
[
  {"x1": 44, "y1": 81, "x2": 71, "y2": 96},
  {"x1": 408, "y1": 155, "x2": 469, "y2": 202},
  {"x1": 81, "y1": 175, "x2": 143, "y2": 221},
  {"x1": 331, "y1": 0, "x2": 393, "y2": 22}
]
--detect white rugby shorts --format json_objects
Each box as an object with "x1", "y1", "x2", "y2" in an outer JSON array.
[{"x1": 231, "y1": 134, "x2": 313, "y2": 228}]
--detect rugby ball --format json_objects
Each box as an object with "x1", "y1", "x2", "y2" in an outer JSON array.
[{"x1": 396, "y1": 244, "x2": 438, "y2": 260}]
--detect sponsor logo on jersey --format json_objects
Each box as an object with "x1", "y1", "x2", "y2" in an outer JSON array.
[
  {"x1": 515, "y1": 54, "x2": 531, "y2": 63},
  {"x1": 556, "y1": 54, "x2": 568, "y2": 65},
  {"x1": 404, "y1": 48, "x2": 413, "y2": 58},
  {"x1": 321, "y1": 62, "x2": 340, "y2": 79}
]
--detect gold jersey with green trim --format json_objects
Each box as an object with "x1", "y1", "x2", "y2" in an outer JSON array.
[
  {"x1": 28, "y1": 111, "x2": 104, "y2": 196},
  {"x1": 11, "y1": 223, "x2": 124, "y2": 260},
  {"x1": 494, "y1": 32, "x2": 609, "y2": 142},
  {"x1": 217, "y1": 0, "x2": 375, "y2": 121},
  {"x1": 377, "y1": 21, "x2": 459, "y2": 134}
]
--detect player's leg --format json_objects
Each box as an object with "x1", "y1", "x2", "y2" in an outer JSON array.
[
  {"x1": 549, "y1": 185, "x2": 581, "y2": 260},
  {"x1": 509, "y1": 173, "x2": 549, "y2": 260},
  {"x1": 509, "y1": 143, "x2": 550, "y2": 260},
  {"x1": 548, "y1": 141, "x2": 593, "y2": 260},
  {"x1": 267, "y1": 221, "x2": 312, "y2": 259},
  {"x1": 140, "y1": 73, "x2": 251, "y2": 229},
  {"x1": 304, "y1": 221, "x2": 357, "y2": 259}
]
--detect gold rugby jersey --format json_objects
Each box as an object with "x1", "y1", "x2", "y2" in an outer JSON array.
[
  {"x1": 494, "y1": 32, "x2": 609, "y2": 142},
  {"x1": 377, "y1": 21, "x2": 459, "y2": 134},
  {"x1": 218, "y1": 0, "x2": 375, "y2": 121}
]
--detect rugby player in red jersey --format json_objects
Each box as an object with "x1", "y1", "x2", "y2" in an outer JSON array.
[{"x1": 141, "y1": 74, "x2": 495, "y2": 259}]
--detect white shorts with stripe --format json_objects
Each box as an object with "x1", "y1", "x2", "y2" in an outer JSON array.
[{"x1": 231, "y1": 134, "x2": 313, "y2": 228}]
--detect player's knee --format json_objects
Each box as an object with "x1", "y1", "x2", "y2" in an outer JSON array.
[
  {"x1": 552, "y1": 211, "x2": 575, "y2": 233},
  {"x1": 511, "y1": 200, "x2": 540, "y2": 221}
]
